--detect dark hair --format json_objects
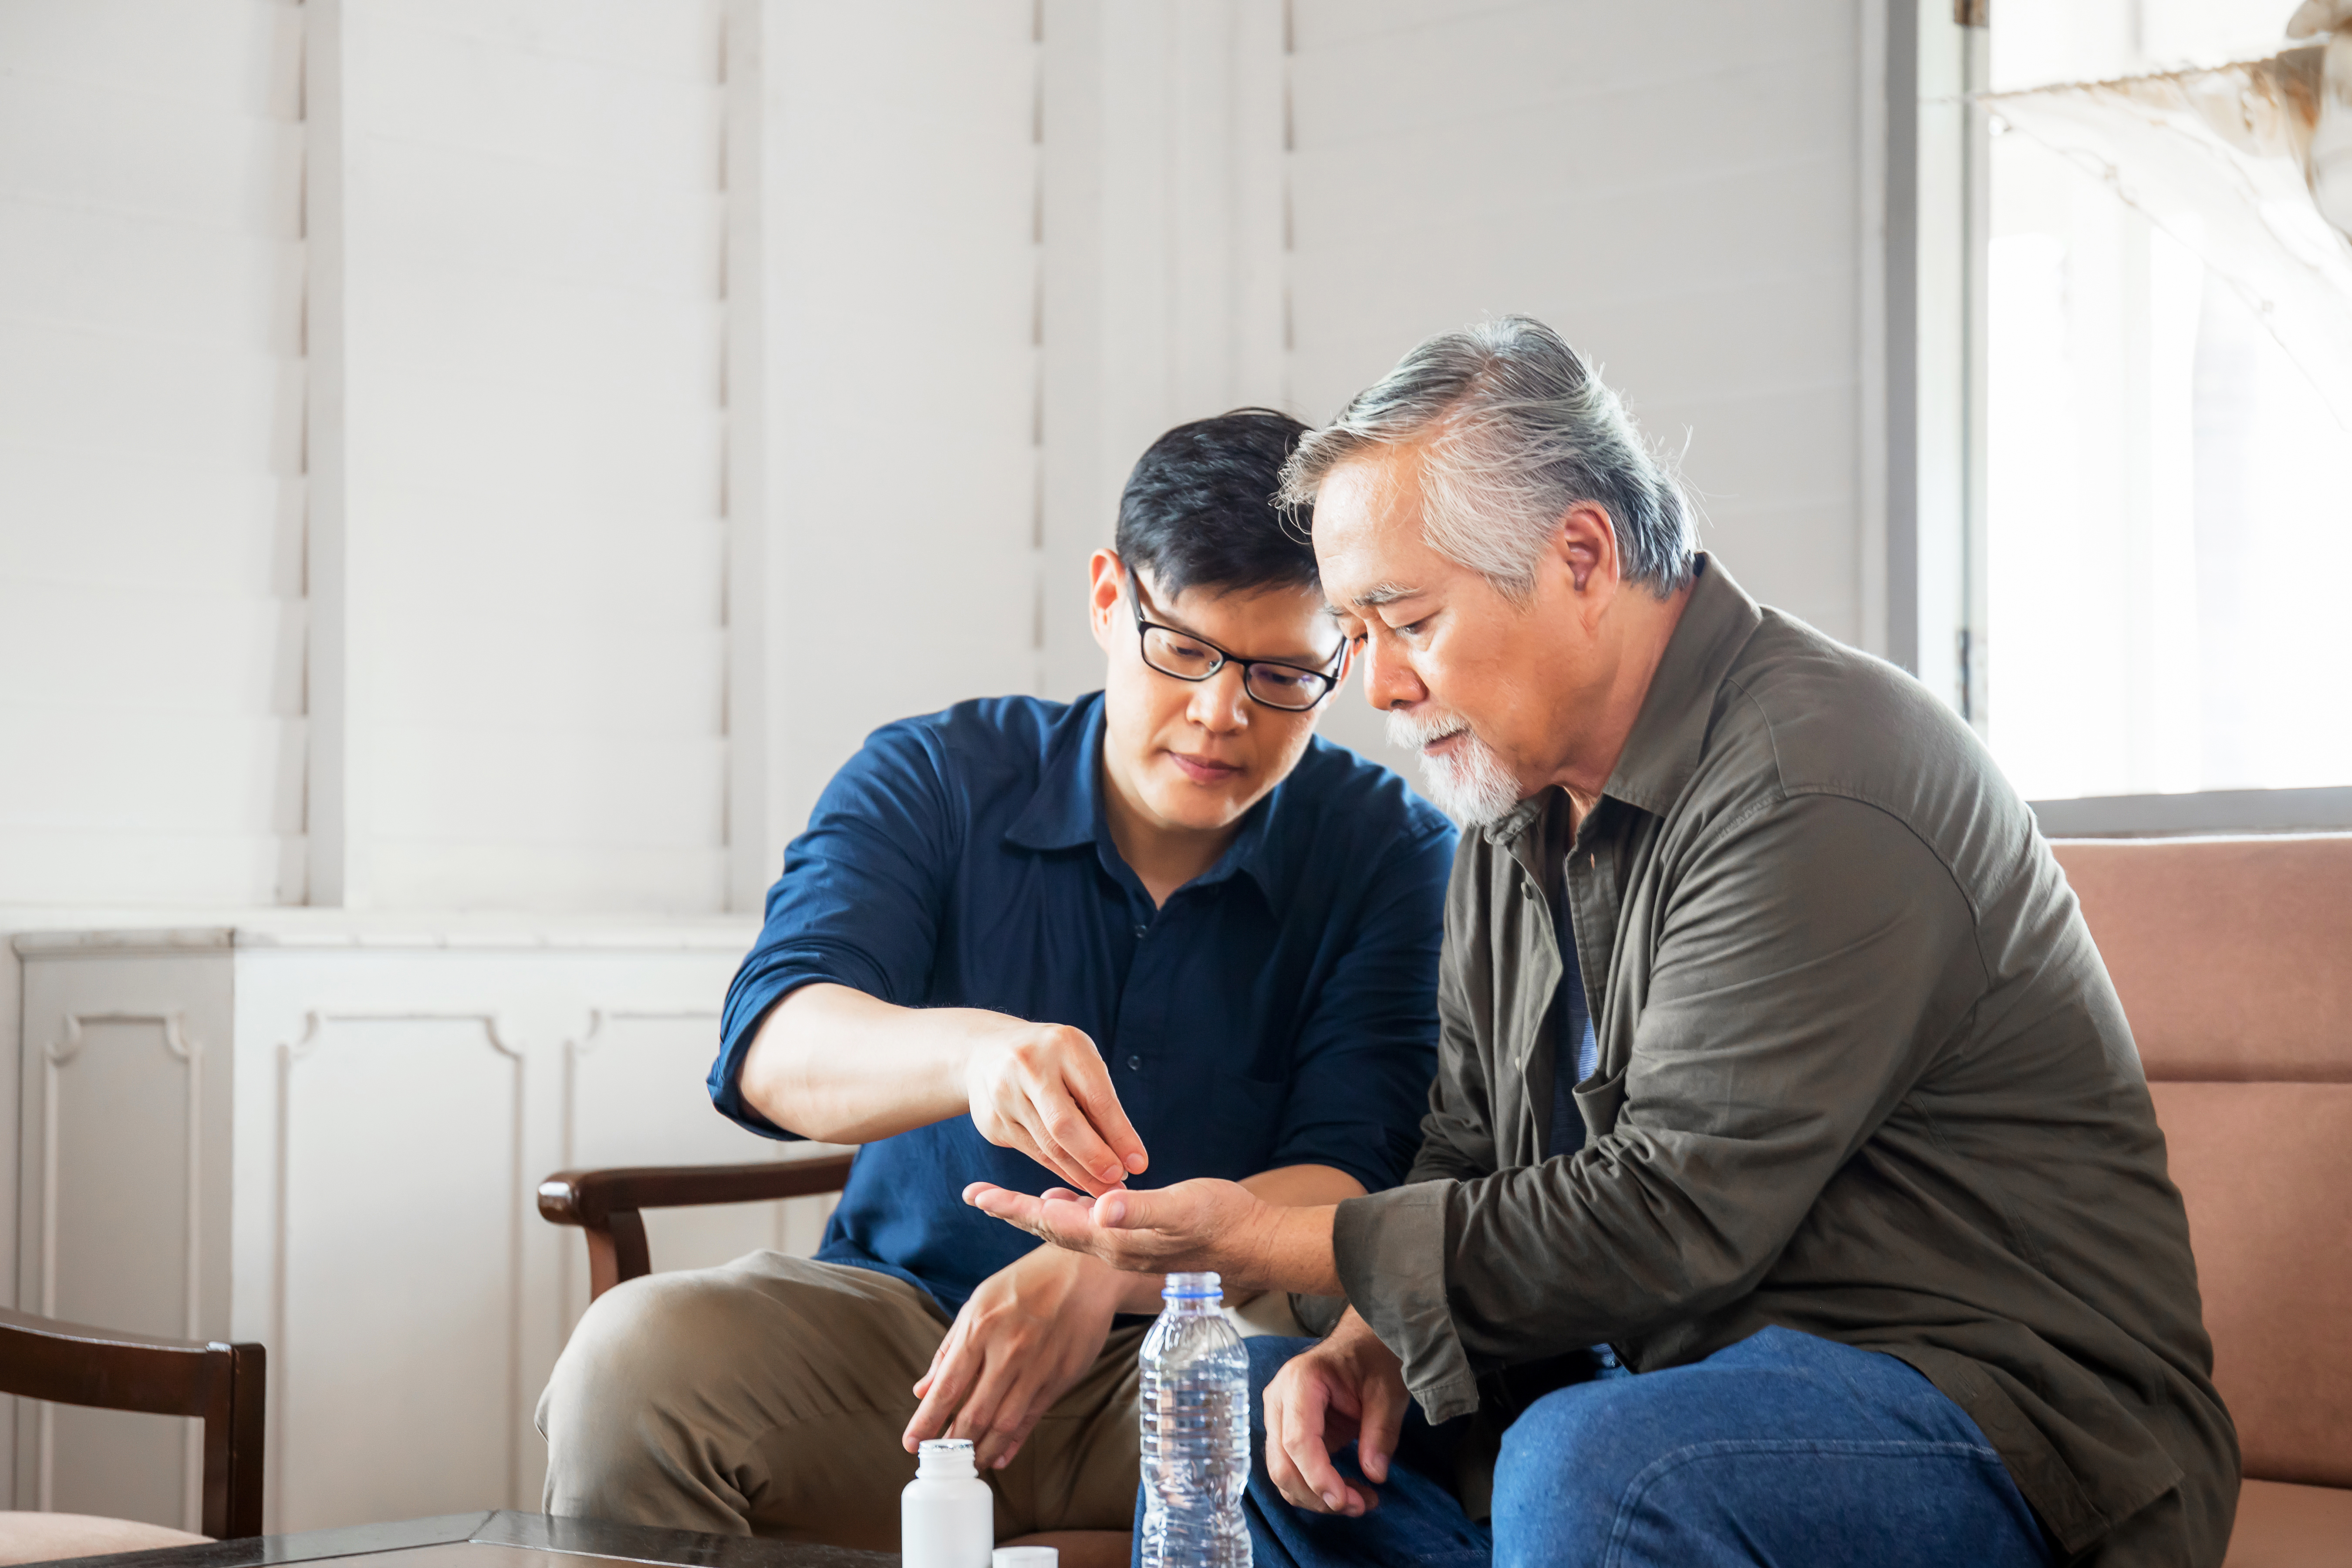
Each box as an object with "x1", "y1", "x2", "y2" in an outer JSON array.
[{"x1": 1114, "y1": 408, "x2": 1319, "y2": 598}]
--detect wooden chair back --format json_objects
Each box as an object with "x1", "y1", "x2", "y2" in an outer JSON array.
[{"x1": 0, "y1": 1307, "x2": 265, "y2": 1538}]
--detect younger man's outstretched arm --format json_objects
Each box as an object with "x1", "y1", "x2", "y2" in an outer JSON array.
[{"x1": 741, "y1": 982, "x2": 1148, "y2": 1196}]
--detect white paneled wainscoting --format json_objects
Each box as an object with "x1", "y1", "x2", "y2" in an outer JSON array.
[{"x1": 10, "y1": 921, "x2": 843, "y2": 1535}]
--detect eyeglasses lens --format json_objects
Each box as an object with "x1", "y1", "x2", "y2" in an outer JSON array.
[
  {"x1": 1139, "y1": 624, "x2": 1328, "y2": 711},
  {"x1": 1242, "y1": 665, "x2": 1324, "y2": 710}
]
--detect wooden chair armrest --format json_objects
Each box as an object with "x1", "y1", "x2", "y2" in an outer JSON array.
[
  {"x1": 537, "y1": 1154, "x2": 855, "y2": 1226},
  {"x1": 537, "y1": 1154, "x2": 856, "y2": 1302}
]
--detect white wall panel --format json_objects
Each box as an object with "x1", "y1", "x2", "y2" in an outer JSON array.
[
  {"x1": 0, "y1": 0, "x2": 303, "y2": 116},
  {"x1": 757, "y1": 0, "x2": 1043, "y2": 852},
  {"x1": 278, "y1": 1015, "x2": 526, "y2": 1528},
  {"x1": 41, "y1": 1016, "x2": 204, "y2": 1529},
  {"x1": 371, "y1": 729, "x2": 724, "y2": 848},
  {"x1": 365, "y1": 489, "x2": 722, "y2": 630},
  {"x1": 0, "y1": 207, "x2": 300, "y2": 353},
  {"x1": 0, "y1": 76, "x2": 302, "y2": 235},
  {"x1": 364, "y1": 843, "x2": 725, "y2": 918},
  {"x1": 380, "y1": 0, "x2": 726, "y2": 85},
  {"x1": 335, "y1": 0, "x2": 731, "y2": 911},
  {"x1": 0, "y1": 455, "x2": 297, "y2": 595},
  {"x1": 14, "y1": 952, "x2": 238, "y2": 1531},
  {"x1": 0, "y1": 0, "x2": 307, "y2": 908}
]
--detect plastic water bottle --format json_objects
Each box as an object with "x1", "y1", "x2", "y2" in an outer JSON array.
[
  {"x1": 901, "y1": 1437, "x2": 993, "y2": 1568},
  {"x1": 1139, "y1": 1271, "x2": 1250, "y2": 1568}
]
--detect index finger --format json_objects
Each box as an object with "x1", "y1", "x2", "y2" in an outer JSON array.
[
  {"x1": 904, "y1": 1336, "x2": 979, "y2": 1451},
  {"x1": 1063, "y1": 1051, "x2": 1149, "y2": 1176},
  {"x1": 1030, "y1": 1081, "x2": 1133, "y2": 1194}
]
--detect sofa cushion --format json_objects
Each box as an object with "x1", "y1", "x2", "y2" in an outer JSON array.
[
  {"x1": 2052, "y1": 836, "x2": 2352, "y2": 1082},
  {"x1": 0, "y1": 1512, "x2": 208, "y2": 1565},
  {"x1": 2148, "y1": 1081, "x2": 2352, "y2": 1487},
  {"x1": 2222, "y1": 1478, "x2": 2352, "y2": 1567}
]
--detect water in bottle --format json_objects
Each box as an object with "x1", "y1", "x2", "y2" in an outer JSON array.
[{"x1": 1139, "y1": 1271, "x2": 1250, "y2": 1568}]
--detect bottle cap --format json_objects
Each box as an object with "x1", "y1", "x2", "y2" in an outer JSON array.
[
  {"x1": 1162, "y1": 1270, "x2": 1222, "y2": 1298},
  {"x1": 915, "y1": 1437, "x2": 977, "y2": 1478},
  {"x1": 992, "y1": 1551, "x2": 1058, "y2": 1568}
]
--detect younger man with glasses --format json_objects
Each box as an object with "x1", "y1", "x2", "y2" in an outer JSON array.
[{"x1": 537, "y1": 410, "x2": 1454, "y2": 1563}]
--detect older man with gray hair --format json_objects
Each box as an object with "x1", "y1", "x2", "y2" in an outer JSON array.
[{"x1": 968, "y1": 316, "x2": 2237, "y2": 1566}]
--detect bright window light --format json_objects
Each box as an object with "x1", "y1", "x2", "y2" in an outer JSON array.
[{"x1": 1986, "y1": 0, "x2": 2352, "y2": 800}]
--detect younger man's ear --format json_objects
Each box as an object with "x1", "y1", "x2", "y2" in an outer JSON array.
[{"x1": 1086, "y1": 548, "x2": 1124, "y2": 650}]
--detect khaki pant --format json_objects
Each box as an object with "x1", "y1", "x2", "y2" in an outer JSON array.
[{"x1": 536, "y1": 1251, "x2": 1145, "y2": 1551}]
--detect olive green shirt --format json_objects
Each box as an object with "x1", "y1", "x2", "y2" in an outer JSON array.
[{"x1": 1332, "y1": 557, "x2": 2236, "y2": 1566}]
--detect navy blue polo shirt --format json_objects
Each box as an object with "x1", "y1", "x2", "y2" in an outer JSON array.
[{"x1": 712, "y1": 691, "x2": 1456, "y2": 1314}]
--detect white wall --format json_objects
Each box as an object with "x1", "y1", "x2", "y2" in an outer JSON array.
[
  {"x1": 1285, "y1": 0, "x2": 1873, "y2": 642},
  {"x1": 1035, "y1": 0, "x2": 1880, "y2": 768},
  {"x1": 1036, "y1": 0, "x2": 1289, "y2": 701},
  {"x1": 3, "y1": 0, "x2": 1886, "y2": 916},
  {"x1": 748, "y1": 0, "x2": 1043, "y2": 882},
  {"x1": 325, "y1": 0, "x2": 732, "y2": 913},
  {"x1": 1, "y1": 0, "x2": 737, "y2": 919},
  {"x1": 0, "y1": 0, "x2": 309, "y2": 908}
]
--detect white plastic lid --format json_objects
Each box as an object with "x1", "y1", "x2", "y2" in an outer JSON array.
[
  {"x1": 1162, "y1": 1270, "x2": 1222, "y2": 1298},
  {"x1": 915, "y1": 1437, "x2": 977, "y2": 1478},
  {"x1": 992, "y1": 1550, "x2": 1059, "y2": 1568}
]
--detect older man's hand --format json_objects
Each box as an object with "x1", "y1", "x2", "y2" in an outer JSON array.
[
  {"x1": 1263, "y1": 1311, "x2": 1410, "y2": 1517},
  {"x1": 962, "y1": 1177, "x2": 1344, "y2": 1296}
]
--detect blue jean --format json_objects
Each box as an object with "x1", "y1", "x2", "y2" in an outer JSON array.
[{"x1": 1198, "y1": 1326, "x2": 2052, "y2": 1568}]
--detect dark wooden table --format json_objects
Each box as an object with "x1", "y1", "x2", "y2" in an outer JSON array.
[{"x1": 44, "y1": 1511, "x2": 895, "y2": 1568}]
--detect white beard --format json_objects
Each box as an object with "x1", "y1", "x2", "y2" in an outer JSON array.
[{"x1": 1385, "y1": 708, "x2": 1525, "y2": 827}]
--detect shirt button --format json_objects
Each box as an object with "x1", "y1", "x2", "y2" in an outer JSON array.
[
  {"x1": 1126, "y1": 1054, "x2": 1143, "y2": 1072},
  {"x1": 1134, "y1": 924, "x2": 1147, "y2": 939}
]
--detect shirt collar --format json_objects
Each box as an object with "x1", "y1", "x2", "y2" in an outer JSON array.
[
  {"x1": 1603, "y1": 553, "x2": 1760, "y2": 817},
  {"x1": 1478, "y1": 553, "x2": 1761, "y2": 844},
  {"x1": 1003, "y1": 695, "x2": 1104, "y2": 852},
  {"x1": 1002, "y1": 691, "x2": 1291, "y2": 914}
]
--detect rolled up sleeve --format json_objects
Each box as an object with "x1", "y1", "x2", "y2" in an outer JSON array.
[{"x1": 710, "y1": 722, "x2": 960, "y2": 1137}]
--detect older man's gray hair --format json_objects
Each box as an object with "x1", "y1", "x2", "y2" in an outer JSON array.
[{"x1": 1278, "y1": 316, "x2": 1697, "y2": 600}]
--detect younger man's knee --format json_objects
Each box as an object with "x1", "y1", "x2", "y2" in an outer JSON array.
[{"x1": 543, "y1": 1270, "x2": 755, "y2": 1449}]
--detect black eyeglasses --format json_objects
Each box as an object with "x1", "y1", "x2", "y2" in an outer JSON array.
[{"x1": 1126, "y1": 569, "x2": 1349, "y2": 712}]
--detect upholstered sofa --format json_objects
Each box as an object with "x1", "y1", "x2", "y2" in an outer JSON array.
[{"x1": 2052, "y1": 834, "x2": 2352, "y2": 1567}]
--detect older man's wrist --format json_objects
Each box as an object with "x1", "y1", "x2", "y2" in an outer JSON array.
[{"x1": 1243, "y1": 1201, "x2": 1342, "y2": 1297}]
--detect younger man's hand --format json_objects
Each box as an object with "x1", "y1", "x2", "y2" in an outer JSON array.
[
  {"x1": 961, "y1": 1017, "x2": 1150, "y2": 1194},
  {"x1": 901, "y1": 1244, "x2": 1127, "y2": 1470}
]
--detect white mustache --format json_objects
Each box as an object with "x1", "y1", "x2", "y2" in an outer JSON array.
[{"x1": 1385, "y1": 708, "x2": 1473, "y2": 752}]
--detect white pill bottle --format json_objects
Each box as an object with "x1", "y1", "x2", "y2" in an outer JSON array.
[{"x1": 902, "y1": 1437, "x2": 994, "y2": 1568}]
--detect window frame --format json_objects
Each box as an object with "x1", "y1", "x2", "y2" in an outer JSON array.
[{"x1": 1882, "y1": 0, "x2": 2352, "y2": 836}]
